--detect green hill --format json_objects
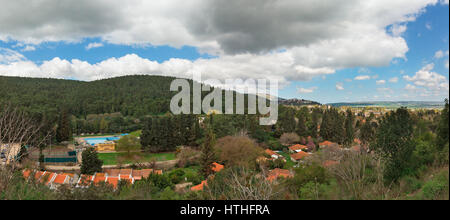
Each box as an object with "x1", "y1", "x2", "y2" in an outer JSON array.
[{"x1": 0, "y1": 75, "x2": 181, "y2": 118}]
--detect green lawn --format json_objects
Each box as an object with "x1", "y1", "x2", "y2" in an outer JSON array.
[{"x1": 98, "y1": 152, "x2": 176, "y2": 165}]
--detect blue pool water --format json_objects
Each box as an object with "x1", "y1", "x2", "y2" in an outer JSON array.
[{"x1": 84, "y1": 136, "x2": 122, "y2": 146}]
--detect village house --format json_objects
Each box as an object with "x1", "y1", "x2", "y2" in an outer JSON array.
[
  {"x1": 266, "y1": 168, "x2": 293, "y2": 182},
  {"x1": 288, "y1": 144, "x2": 308, "y2": 153},
  {"x1": 290, "y1": 151, "x2": 311, "y2": 162},
  {"x1": 265, "y1": 149, "x2": 282, "y2": 160},
  {"x1": 191, "y1": 162, "x2": 224, "y2": 191},
  {"x1": 319, "y1": 141, "x2": 339, "y2": 149}
]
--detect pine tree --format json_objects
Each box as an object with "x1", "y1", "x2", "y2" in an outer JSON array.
[
  {"x1": 344, "y1": 109, "x2": 355, "y2": 146},
  {"x1": 81, "y1": 148, "x2": 103, "y2": 175},
  {"x1": 371, "y1": 107, "x2": 414, "y2": 182}
]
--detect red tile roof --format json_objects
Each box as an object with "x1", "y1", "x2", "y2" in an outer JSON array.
[
  {"x1": 120, "y1": 169, "x2": 132, "y2": 176},
  {"x1": 106, "y1": 177, "x2": 119, "y2": 188},
  {"x1": 319, "y1": 141, "x2": 335, "y2": 146},
  {"x1": 141, "y1": 169, "x2": 153, "y2": 178},
  {"x1": 291, "y1": 151, "x2": 310, "y2": 161},
  {"x1": 289, "y1": 144, "x2": 308, "y2": 151},
  {"x1": 212, "y1": 163, "x2": 224, "y2": 172},
  {"x1": 53, "y1": 174, "x2": 69, "y2": 184},
  {"x1": 191, "y1": 180, "x2": 208, "y2": 191},
  {"x1": 104, "y1": 169, "x2": 120, "y2": 177},
  {"x1": 266, "y1": 169, "x2": 293, "y2": 182}
]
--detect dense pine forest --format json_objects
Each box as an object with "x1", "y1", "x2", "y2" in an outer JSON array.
[{"x1": 0, "y1": 75, "x2": 178, "y2": 118}]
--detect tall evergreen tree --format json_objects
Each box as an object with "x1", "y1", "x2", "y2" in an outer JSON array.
[
  {"x1": 81, "y1": 148, "x2": 103, "y2": 175},
  {"x1": 371, "y1": 107, "x2": 414, "y2": 182},
  {"x1": 344, "y1": 109, "x2": 355, "y2": 146}
]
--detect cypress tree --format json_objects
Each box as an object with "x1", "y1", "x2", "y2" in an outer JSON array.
[{"x1": 344, "y1": 109, "x2": 355, "y2": 146}]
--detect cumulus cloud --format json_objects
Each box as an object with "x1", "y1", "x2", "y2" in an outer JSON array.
[
  {"x1": 0, "y1": 0, "x2": 443, "y2": 82},
  {"x1": 297, "y1": 86, "x2": 318, "y2": 94},
  {"x1": 404, "y1": 63, "x2": 449, "y2": 94},
  {"x1": 86, "y1": 42, "x2": 104, "y2": 50},
  {"x1": 355, "y1": 75, "x2": 371, "y2": 80}
]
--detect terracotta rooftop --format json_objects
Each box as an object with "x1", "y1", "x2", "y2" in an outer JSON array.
[
  {"x1": 53, "y1": 174, "x2": 69, "y2": 185},
  {"x1": 212, "y1": 162, "x2": 224, "y2": 172},
  {"x1": 191, "y1": 180, "x2": 208, "y2": 191},
  {"x1": 266, "y1": 169, "x2": 293, "y2": 182},
  {"x1": 319, "y1": 141, "x2": 335, "y2": 146},
  {"x1": 291, "y1": 151, "x2": 310, "y2": 161},
  {"x1": 106, "y1": 177, "x2": 119, "y2": 188},
  {"x1": 289, "y1": 144, "x2": 308, "y2": 151},
  {"x1": 104, "y1": 169, "x2": 120, "y2": 177}
]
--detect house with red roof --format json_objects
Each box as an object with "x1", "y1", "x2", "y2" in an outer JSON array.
[
  {"x1": 265, "y1": 149, "x2": 283, "y2": 160},
  {"x1": 290, "y1": 151, "x2": 311, "y2": 162},
  {"x1": 289, "y1": 144, "x2": 308, "y2": 153},
  {"x1": 319, "y1": 141, "x2": 339, "y2": 149},
  {"x1": 266, "y1": 168, "x2": 293, "y2": 182},
  {"x1": 212, "y1": 162, "x2": 224, "y2": 173}
]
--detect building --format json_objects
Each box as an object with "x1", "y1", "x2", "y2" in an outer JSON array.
[
  {"x1": 265, "y1": 149, "x2": 282, "y2": 160},
  {"x1": 266, "y1": 168, "x2": 293, "y2": 182},
  {"x1": 319, "y1": 141, "x2": 339, "y2": 149},
  {"x1": 95, "y1": 143, "x2": 116, "y2": 152},
  {"x1": 290, "y1": 151, "x2": 310, "y2": 162},
  {"x1": 288, "y1": 144, "x2": 308, "y2": 153},
  {"x1": 212, "y1": 162, "x2": 224, "y2": 172},
  {"x1": 191, "y1": 163, "x2": 224, "y2": 191}
]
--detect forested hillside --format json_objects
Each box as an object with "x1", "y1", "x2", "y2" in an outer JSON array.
[{"x1": 0, "y1": 75, "x2": 178, "y2": 118}]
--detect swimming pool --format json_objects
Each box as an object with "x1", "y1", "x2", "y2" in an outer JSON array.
[{"x1": 84, "y1": 136, "x2": 121, "y2": 146}]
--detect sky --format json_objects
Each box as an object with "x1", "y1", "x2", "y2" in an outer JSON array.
[{"x1": 0, "y1": 0, "x2": 448, "y2": 104}]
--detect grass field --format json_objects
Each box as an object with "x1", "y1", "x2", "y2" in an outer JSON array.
[{"x1": 98, "y1": 152, "x2": 176, "y2": 165}]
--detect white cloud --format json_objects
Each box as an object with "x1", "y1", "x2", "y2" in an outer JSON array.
[
  {"x1": 86, "y1": 42, "x2": 104, "y2": 50},
  {"x1": 390, "y1": 24, "x2": 407, "y2": 37},
  {"x1": 0, "y1": 48, "x2": 25, "y2": 64},
  {"x1": 445, "y1": 60, "x2": 449, "y2": 69},
  {"x1": 0, "y1": 0, "x2": 442, "y2": 82},
  {"x1": 297, "y1": 86, "x2": 318, "y2": 94},
  {"x1": 355, "y1": 75, "x2": 371, "y2": 81},
  {"x1": 336, "y1": 83, "x2": 345, "y2": 91},
  {"x1": 20, "y1": 45, "x2": 36, "y2": 52},
  {"x1": 389, "y1": 77, "x2": 399, "y2": 83},
  {"x1": 404, "y1": 63, "x2": 449, "y2": 93},
  {"x1": 435, "y1": 50, "x2": 445, "y2": 59},
  {"x1": 376, "y1": 80, "x2": 386, "y2": 85}
]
